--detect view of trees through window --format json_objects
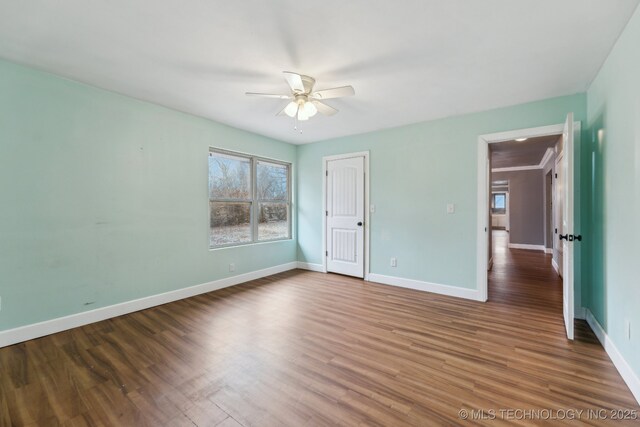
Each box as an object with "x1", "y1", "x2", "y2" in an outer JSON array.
[{"x1": 209, "y1": 150, "x2": 290, "y2": 247}]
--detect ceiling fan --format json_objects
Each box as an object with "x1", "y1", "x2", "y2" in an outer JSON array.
[{"x1": 246, "y1": 71, "x2": 355, "y2": 130}]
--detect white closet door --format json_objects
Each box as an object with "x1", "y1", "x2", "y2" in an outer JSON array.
[{"x1": 326, "y1": 156, "x2": 365, "y2": 278}]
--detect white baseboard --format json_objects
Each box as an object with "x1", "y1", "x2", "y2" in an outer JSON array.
[
  {"x1": 296, "y1": 262, "x2": 325, "y2": 273},
  {"x1": 367, "y1": 273, "x2": 481, "y2": 301},
  {"x1": 552, "y1": 258, "x2": 560, "y2": 274},
  {"x1": 0, "y1": 261, "x2": 298, "y2": 348},
  {"x1": 508, "y1": 243, "x2": 546, "y2": 251},
  {"x1": 575, "y1": 306, "x2": 586, "y2": 320},
  {"x1": 585, "y1": 309, "x2": 640, "y2": 405},
  {"x1": 488, "y1": 257, "x2": 494, "y2": 270},
  {"x1": 545, "y1": 248, "x2": 553, "y2": 254}
]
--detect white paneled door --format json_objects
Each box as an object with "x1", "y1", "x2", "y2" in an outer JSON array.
[{"x1": 326, "y1": 156, "x2": 365, "y2": 278}]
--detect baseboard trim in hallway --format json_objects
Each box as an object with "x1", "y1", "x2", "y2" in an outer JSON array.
[
  {"x1": 586, "y1": 309, "x2": 640, "y2": 404},
  {"x1": 507, "y1": 243, "x2": 546, "y2": 251},
  {"x1": 0, "y1": 261, "x2": 299, "y2": 348}
]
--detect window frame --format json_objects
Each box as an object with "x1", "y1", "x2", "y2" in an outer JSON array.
[
  {"x1": 491, "y1": 192, "x2": 507, "y2": 215},
  {"x1": 209, "y1": 147, "x2": 292, "y2": 249}
]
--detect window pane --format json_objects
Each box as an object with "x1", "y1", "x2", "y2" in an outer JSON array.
[
  {"x1": 209, "y1": 152, "x2": 251, "y2": 200},
  {"x1": 257, "y1": 160, "x2": 288, "y2": 201},
  {"x1": 495, "y1": 194, "x2": 506, "y2": 209},
  {"x1": 210, "y1": 202, "x2": 252, "y2": 246},
  {"x1": 258, "y1": 202, "x2": 289, "y2": 241}
]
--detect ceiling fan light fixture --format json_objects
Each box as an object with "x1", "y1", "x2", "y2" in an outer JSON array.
[
  {"x1": 303, "y1": 101, "x2": 318, "y2": 117},
  {"x1": 297, "y1": 106, "x2": 309, "y2": 121},
  {"x1": 283, "y1": 101, "x2": 298, "y2": 118}
]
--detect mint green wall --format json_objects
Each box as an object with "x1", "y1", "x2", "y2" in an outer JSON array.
[
  {"x1": 0, "y1": 56, "x2": 592, "y2": 336},
  {"x1": 585, "y1": 5, "x2": 640, "y2": 377},
  {"x1": 297, "y1": 94, "x2": 586, "y2": 295},
  {"x1": 0, "y1": 59, "x2": 296, "y2": 331}
]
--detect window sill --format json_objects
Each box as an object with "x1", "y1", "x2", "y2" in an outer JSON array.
[{"x1": 209, "y1": 238, "x2": 293, "y2": 251}]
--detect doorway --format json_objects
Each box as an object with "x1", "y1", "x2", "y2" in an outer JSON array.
[
  {"x1": 477, "y1": 118, "x2": 579, "y2": 339},
  {"x1": 322, "y1": 152, "x2": 370, "y2": 279}
]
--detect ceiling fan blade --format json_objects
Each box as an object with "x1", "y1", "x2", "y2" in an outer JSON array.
[
  {"x1": 312, "y1": 100, "x2": 338, "y2": 116},
  {"x1": 276, "y1": 103, "x2": 289, "y2": 116},
  {"x1": 311, "y1": 85, "x2": 355, "y2": 100},
  {"x1": 283, "y1": 71, "x2": 305, "y2": 93},
  {"x1": 246, "y1": 92, "x2": 292, "y2": 100}
]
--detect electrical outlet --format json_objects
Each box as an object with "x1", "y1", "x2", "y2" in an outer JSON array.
[
  {"x1": 229, "y1": 263, "x2": 236, "y2": 272},
  {"x1": 447, "y1": 203, "x2": 455, "y2": 214},
  {"x1": 390, "y1": 257, "x2": 397, "y2": 267},
  {"x1": 626, "y1": 320, "x2": 631, "y2": 341}
]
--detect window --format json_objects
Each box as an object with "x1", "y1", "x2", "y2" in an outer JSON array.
[
  {"x1": 209, "y1": 148, "x2": 291, "y2": 248},
  {"x1": 492, "y1": 193, "x2": 507, "y2": 214}
]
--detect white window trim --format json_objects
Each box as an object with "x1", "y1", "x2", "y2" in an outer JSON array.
[{"x1": 209, "y1": 147, "x2": 292, "y2": 250}]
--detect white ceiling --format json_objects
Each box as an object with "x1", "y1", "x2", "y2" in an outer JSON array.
[{"x1": 0, "y1": 1, "x2": 638, "y2": 144}]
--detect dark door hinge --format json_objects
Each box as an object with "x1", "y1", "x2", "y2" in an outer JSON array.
[{"x1": 325, "y1": 251, "x2": 328, "y2": 256}]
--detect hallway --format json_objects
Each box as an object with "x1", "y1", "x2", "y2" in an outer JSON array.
[{"x1": 489, "y1": 230, "x2": 563, "y2": 313}]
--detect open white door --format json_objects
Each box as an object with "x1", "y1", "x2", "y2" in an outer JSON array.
[
  {"x1": 326, "y1": 156, "x2": 365, "y2": 278},
  {"x1": 561, "y1": 113, "x2": 575, "y2": 340}
]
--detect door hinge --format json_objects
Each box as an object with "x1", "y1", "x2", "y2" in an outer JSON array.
[
  {"x1": 326, "y1": 170, "x2": 328, "y2": 177},
  {"x1": 555, "y1": 173, "x2": 558, "y2": 178},
  {"x1": 325, "y1": 251, "x2": 328, "y2": 256},
  {"x1": 326, "y1": 210, "x2": 328, "y2": 216}
]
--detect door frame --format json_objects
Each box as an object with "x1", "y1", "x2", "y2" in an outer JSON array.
[
  {"x1": 476, "y1": 122, "x2": 580, "y2": 301},
  {"x1": 322, "y1": 151, "x2": 370, "y2": 280}
]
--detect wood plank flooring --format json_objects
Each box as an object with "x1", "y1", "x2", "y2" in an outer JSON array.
[{"x1": 1, "y1": 233, "x2": 638, "y2": 426}]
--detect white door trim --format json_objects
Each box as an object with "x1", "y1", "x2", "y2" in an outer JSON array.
[
  {"x1": 477, "y1": 123, "x2": 579, "y2": 302},
  {"x1": 322, "y1": 151, "x2": 370, "y2": 280}
]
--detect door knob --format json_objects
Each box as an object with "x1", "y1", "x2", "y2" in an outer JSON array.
[
  {"x1": 560, "y1": 234, "x2": 582, "y2": 242},
  {"x1": 357, "y1": 222, "x2": 363, "y2": 226}
]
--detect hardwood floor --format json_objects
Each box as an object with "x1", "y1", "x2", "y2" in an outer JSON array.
[{"x1": 1, "y1": 237, "x2": 638, "y2": 426}]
